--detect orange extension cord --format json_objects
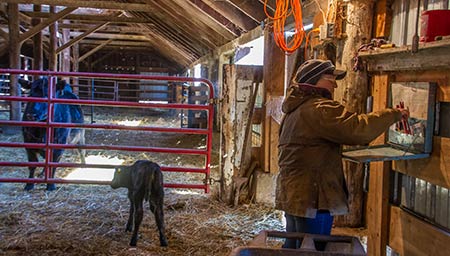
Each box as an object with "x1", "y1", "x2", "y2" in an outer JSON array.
[{"x1": 264, "y1": 0, "x2": 306, "y2": 54}]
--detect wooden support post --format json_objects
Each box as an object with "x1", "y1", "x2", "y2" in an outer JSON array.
[
  {"x1": 71, "y1": 43, "x2": 79, "y2": 94},
  {"x1": 262, "y1": 27, "x2": 285, "y2": 174},
  {"x1": 32, "y1": 4, "x2": 43, "y2": 76},
  {"x1": 7, "y1": 3, "x2": 22, "y2": 123},
  {"x1": 48, "y1": 6, "x2": 57, "y2": 71},
  {"x1": 367, "y1": 74, "x2": 391, "y2": 256},
  {"x1": 333, "y1": 0, "x2": 376, "y2": 228},
  {"x1": 61, "y1": 20, "x2": 71, "y2": 73}
]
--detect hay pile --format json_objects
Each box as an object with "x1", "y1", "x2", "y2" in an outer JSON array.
[{"x1": 0, "y1": 183, "x2": 284, "y2": 256}]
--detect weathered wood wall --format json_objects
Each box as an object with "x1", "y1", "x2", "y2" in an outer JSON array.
[
  {"x1": 362, "y1": 43, "x2": 450, "y2": 256},
  {"x1": 262, "y1": 28, "x2": 285, "y2": 174},
  {"x1": 220, "y1": 64, "x2": 263, "y2": 204}
]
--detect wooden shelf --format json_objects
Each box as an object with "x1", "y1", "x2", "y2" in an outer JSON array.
[{"x1": 359, "y1": 40, "x2": 450, "y2": 72}]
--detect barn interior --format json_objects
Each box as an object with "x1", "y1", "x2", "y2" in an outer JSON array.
[{"x1": 1, "y1": 0, "x2": 450, "y2": 255}]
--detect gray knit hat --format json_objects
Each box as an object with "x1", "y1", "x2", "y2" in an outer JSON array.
[{"x1": 293, "y1": 59, "x2": 346, "y2": 85}]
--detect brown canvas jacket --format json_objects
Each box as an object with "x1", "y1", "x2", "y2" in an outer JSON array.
[{"x1": 275, "y1": 84, "x2": 402, "y2": 218}]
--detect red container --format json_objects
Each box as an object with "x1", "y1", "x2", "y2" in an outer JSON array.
[{"x1": 420, "y1": 10, "x2": 450, "y2": 42}]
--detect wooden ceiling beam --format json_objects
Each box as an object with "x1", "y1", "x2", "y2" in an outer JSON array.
[
  {"x1": 69, "y1": 31, "x2": 150, "y2": 41},
  {"x1": 19, "y1": 7, "x2": 76, "y2": 43},
  {"x1": 134, "y1": 23, "x2": 198, "y2": 65},
  {"x1": 130, "y1": 13, "x2": 210, "y2": 58},
  {"x1": 79, "y1": 38, "x2": 112, "y2": 62},
  {"x1": 187, "y1": 0, "x2": 243, "y2": 36},
  {"x1": 22, "y1": 11, "x2": 154, "y2": 24},
  {"x1": 137, "y1": 2, "x2": 224, "y2": 49},
  {"x1": 258, "y1": 0, "x2": 276, "y2": 12},
  {"x1": 201, "y1": 0, "x2": 258, "y2": 31},
  {"x1": 56, "y1": 21, "x2": 109, "y2": 54},
  {"x1": 58, "y1": 23, "x2": 151, "y2": 34},
  {"x1": 81, "y1": 39, "x2": 153, "y2": 47},
  {"x1": 227, "y1": 0, "x2": 267, "y2": 22},
  {"x1": 3, "y1": 0, "x2": 156, "y2": 12},
  {"x1": 170, "y1": 0, "x2": 236, "y2": 40}
]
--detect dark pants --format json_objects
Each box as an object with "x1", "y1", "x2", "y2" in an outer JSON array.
[{"x1": 282, "y1": 210, "x2": 334, "y2": 249}]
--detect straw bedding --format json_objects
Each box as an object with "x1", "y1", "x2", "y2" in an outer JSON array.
[{"x1": 0, "y1": 108, "x2": 284, "y2": 256}]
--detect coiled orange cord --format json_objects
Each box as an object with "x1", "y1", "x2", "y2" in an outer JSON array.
[
  {"x1": 264, "y1": 0, "x2": 306, "y2": 54},
  {"x1": 304, "y1": 28, "x2": 320, "y2": 59}
]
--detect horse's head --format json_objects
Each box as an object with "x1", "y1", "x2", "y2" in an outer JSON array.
[
  {"x1": 56, "y1": 79, "x2": 73, "y2": 97},
  {"x1": 30, "y1": 78, "x2": 49, "y2": 98}
]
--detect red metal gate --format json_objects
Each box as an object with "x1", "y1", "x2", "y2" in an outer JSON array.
[{"x1": 0, "y1": 69, "x2": 214, "y2": 193}]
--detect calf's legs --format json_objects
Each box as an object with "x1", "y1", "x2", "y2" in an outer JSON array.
[
  {"x1": 125, "y1": 188, "x2": 168, "y2": 247},
  {"x1": 128, "y1": 190, "x2": 145, "y2": 247},
  {"x1": 150, "y1": 200, "x2": 168, "y2": 246}
]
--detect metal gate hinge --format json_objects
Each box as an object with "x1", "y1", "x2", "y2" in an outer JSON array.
[
  {"x1": 209, "y1": 98, "x2": 221, "y2": 104},
  {"x1": 207, "y1": 177, "x2": 221, "y2": 185}
]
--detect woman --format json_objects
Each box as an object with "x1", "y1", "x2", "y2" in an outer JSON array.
[{"x1": 276, "y1": 59, "x2": 409, "y2": 248}]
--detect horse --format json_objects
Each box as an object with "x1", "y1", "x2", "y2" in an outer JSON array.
[{"x1": 22, "y1": 78, "x2": 85, "y2": 191}]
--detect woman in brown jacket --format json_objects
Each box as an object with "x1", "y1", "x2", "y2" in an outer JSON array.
[{"x1": 276, "y1": 59, "x2": 409, "y2": 249}]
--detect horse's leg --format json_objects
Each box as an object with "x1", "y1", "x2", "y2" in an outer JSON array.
[
  {"x1": 46, "y1": 149, "x2": 63, "y2": 191},
  {"x1": 68, "y1": 129, "x2": 86, "y2": 164},
  {"x1": 24, "y1": 150, "x2": 38, "y2": 191},
  {"x1": 77, "y1": 129, "x2": 86, "y2": 164}
]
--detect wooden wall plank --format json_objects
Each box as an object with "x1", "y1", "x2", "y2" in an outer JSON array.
[
  {"x1": 392, "y1": 70, "x2": 450, "y2": 188},
  {"x1": 394, "y1": 137, "x2": 450, "y2": 189},
  {"x1": 360, "y1": 41, "x2": 450, "y2": 72},
  {"x1": 373, "y1": 0, "x2": 392, "y2": 38},
  {"x1": 367, "y1": 74, "x2": 391, "y2": 256},
  {"x1": 367, "y1": 161, "x2": 391, "y2": 256},
  {"x1": 262, "y1": 28, "x2": 285, "y2": 173},
  {"x1": 389, "y1": 206, "x2": 450, "y2": 256},
  {"x1": 394, "y1": 70, "x2": 450, "y2": 102}
]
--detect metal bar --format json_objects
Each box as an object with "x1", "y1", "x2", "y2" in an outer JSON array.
[
  {"x1": 0, "y1": 141, "x2": 208, "y2": 155},
  {"x1": 0, "y1": 177, "x2": 205, "y2": 190},
  {"x1": 0, "y1": 120, "x2": 209, "y2": 134},
  {"x1": 0, "y1": 162, "x2": 207, "y2": 173},
  {"x1": 0, "y1": 69, "x2": 215, "y2": 192},
  {"x1": 0, "y1": 95, "x2": 210, "y2": 110}
]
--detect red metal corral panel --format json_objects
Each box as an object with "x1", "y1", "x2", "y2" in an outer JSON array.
[{"x1": 0, "y1": 69, "x2": 215, "y2": 193}]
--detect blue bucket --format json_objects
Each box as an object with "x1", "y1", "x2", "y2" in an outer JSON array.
[{"x1": 305, "y1": 211, "x2": 334, "y2": 235}]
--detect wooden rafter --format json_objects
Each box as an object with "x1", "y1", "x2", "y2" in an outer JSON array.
[
  {"x1": 80, "y1": 39, "x2": 154, "y2": 47},
  {"x1": 227, "y1": 0, "x2": 267, "y2": 22},
  {"x1": 187, "y1": 0, "x2": 243, "y2": 36},
  {"x1": 19, "y1": 7, "x2": 76, "y2": 43},
  {"x1": 171, "y1": 0, "x2": 236, "y2": 40},
  {"x1": 3, "y1": 0, "x2": 156, "y2": 12},
  {"x1": 22, "y1": 11, "x2": 154, "y2": 24},
  {"x1": 1, "y1": 0, "x2": 278, "y2": 68},
  {"x1": 56, "y1": 21, "x2": 109, "y2": 54},
  {"x1": 58, "y1": 24, "x2": 151, "y2": 34},
  {"x1": 79, "y1": 38, "x2": 113, "y2": 62},
  {"x1": 201, "y1": 0, "x2": 258, "y2": 31},
  {"x1": 69, "y1": 31, "x2": 151, "y2": 41},
  {"x1": 137, "y1": 2, "x2": 224, "y2": 48}
]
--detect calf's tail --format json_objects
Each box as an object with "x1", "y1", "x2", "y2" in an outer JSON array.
[{"x1": 144, "y1": 173, "x2": 155, "y2": 202}]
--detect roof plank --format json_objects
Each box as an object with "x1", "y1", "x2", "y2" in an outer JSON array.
[{"x1": 3, "y1": 0, "x2": 157, "y2": 12}]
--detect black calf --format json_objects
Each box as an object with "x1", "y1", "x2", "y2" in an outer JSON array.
[{"x1": 111, "y1": 160, "x2": 168, "y2": 247}]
